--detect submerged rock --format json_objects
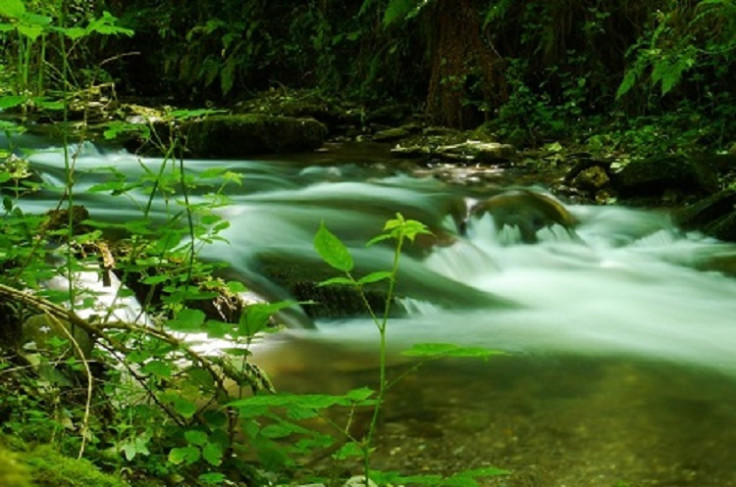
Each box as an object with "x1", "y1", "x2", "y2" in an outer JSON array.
[
  {"x1": 675, "y1": 188, "x2": 736, "y2": 242},
  {"x1": 181, "y1": 113, "x2": 327, "y2": 158},
  {"x1": 469, "y1": 190, "x2": 577, "y2": 243}
]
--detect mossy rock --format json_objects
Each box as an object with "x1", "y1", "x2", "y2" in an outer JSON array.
[
  {"x1": 181, "y1": 113, "x2": 327, "y2": 158},
  {"x1": 613, "y1": 155, "x2": 719, "y2": 199},
  {"x1": 469, "y1": 189, "x2": 577, "y2": 243},
  {"x1": 26, "y1": 445, "x2": 128, "y2": 487},
  {"x1": 0, "y1": 446, "x2": 33, "y2": 487}
]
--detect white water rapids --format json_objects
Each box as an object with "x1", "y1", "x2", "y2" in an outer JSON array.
[
  {"x1": 11, "y1": 137, "x2": 736, "y2": 484},
  {"x1": 12, "y1": 139, "x2": 736, "y2": 375}
]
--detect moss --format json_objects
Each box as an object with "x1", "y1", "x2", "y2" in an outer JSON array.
[
  {"x1": 0, "y1": 446, "x2": 33, "y2": 487},
  {"x1": 25, "y1": 445, "x2": 129, "y2": 487},
  {"x1": 181, "y1": 113, "x2": 327, "y2": 158}
]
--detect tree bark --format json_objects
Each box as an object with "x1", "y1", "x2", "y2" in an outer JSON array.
[{"x1": 426, "y1": 0, "x2": 506, "y2": 129}]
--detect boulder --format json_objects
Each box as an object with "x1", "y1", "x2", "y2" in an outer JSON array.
[
  {"x1": 675, "y1": 188, "x2": 736, "y2": 242},
  {"x1": 181, "y1": 114, "x2": 327, "y2": 158},
  {"x1": 470, "y1": 190, "x2": 576, "y2": 243},
  {"x1": 372, "y1": 126, "x2": 410, "y2": 142},
  {"x1": 571, "y1": 166, "x2": 610, "y2": 191},
  {"x1": 613, "y1": 155, "x2": 719, "y2": 199}
]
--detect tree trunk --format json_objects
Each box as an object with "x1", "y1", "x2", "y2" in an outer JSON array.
[{"x1": 426, "y1": 0, "x2": 506, "y2": 129}]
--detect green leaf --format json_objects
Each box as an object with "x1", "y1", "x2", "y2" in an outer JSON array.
[
  {"x1": 318, "y1": 276, "x2": 356, "y2": 287},
  {"x1": 0, "y1": 95, "x2": 27, "y2": 109},
  {"x1": 229, "y1": 393, "x2": 349, "y2": 410},
  {"x1": 203, "y1": 410, "x2": 228, "y2": 428},
  {"x1": 0, "y1": 0, "x2": 26, "y2": 18},
  {"x1": 365, "y1": 233, "x2": 393, "y2": 247},
  {"x1": 402, "y1": 343, "x2": 505, "y2": 359},
  {"x1": 172, "y1": 398, "x2": 197, "y2": 419},
  {"x1": 142, "y1": 360, "x2": 172, "y2": 378},
  {"x1": 185, "y1": 430, "x2": 208, "y2": 446},
  {"x1": 202, "y1": 442, "x2": 224, "y2": 466},
  {"x1": 120, "y1": 436, "x2": 150, "y2": 461},
  {"x1": 615, "y1": 69, "x2": 638, "y2": 99},
  {"x1": 169, "y1": 108, "x2": 224, "y2": 120},
  {"x1": 332, "y1": 441, "x2": 363, "y2": 460},
  {"x1": 358, "y1": 271, "x2": 392, "y2": 285},
  {"x1": 238, "y1": 300, "x2": 296, "y2": 337},
  {"x1": 168, "y1": 308, "x2": 206, "y2": 332},
  {"x1": 63, "y1": 27, "x2": 87, "y2": 40},
  {"x1": 16, "y1": 21, "x2": 45, "y2": 40},
  {"x1": 205, "y1": 320, "x2": 231, "y2": 339},
  {"x1": 85, "y1": 11, "x2": 134, "y2": 37},
  {"x1": 168, "y1": 446, "x2": 200, "y2": 465},
  {"x1": 314, "y1": 221, "x2": 353, "y2": 272},
  {"x1": 184, "y1": 366, "x2": 215, "y2": 389},
  {"x1": 345, "y1": 387, "x2": 375, "y2": 402},
  {"x1": 103, "y1": 120, "x2": 149, "y2": 140},
  {"x1": 260, "y1": 424, "x2": 296, "y2": 439},
  {"x1": 198, "y1": 472, "x2": 226, "y2": 485},
  {"x1": 226, "y1": 280, "x2": 247, "y2": 293},
  {"x1": 382, "y1": 0, "x2": 414, "y2": 26}
]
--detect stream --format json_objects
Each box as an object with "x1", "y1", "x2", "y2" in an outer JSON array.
[{"x1": 11, "y1": 136, "x2": 736, "y2": 486}]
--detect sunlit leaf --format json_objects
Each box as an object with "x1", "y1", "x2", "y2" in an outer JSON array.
[
  {"x1": 237, "y1": 300, "x2": 296, "y2": 337},
  {"x1": 318, "y1": 276, "x2": 356, "y2": 287},
  {"x1": 358, "y1": 271, "x2": 392, "y2": 285},
  {"x1": 168, "y1": 446, "x2": 200, "y2": 465},
  {"x1": 202, "y1": 442, "x2": 223, "y2": 466},
  {"x1": 198, "y1": 472, "x2": 226, "y2": 484},
  {"x1": 332, "y1": 441, "x2": 363, "y2": 460},
  {"x1": 260, "y1": 424, "x2": 296, "y2": 439},
  {"x1": 184, "y1": 430, "x2": 208, "y2": 446},
  {"x1": 0, "y1": 95, "x2": 27, "y2": 109},
  {"x1": 142, "y1": 360, "x2": 172, "y2": 378},
  {"x1": 168, "y1": 308, "x2": 206, "y2": 331},
  {"x1": 229, "y1": 393, "x2": 351, "y2": 410},
  {"x1": 172, "y1": 398, "x2": 197, "y2": 418},
  {"x1": 0, "y1": 0, "x2": 25, "y2": 18},
  {"x1": 314, "y1": 221, "x2": 353, "y2": 272}
]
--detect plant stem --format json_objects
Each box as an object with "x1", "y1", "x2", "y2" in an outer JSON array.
[{"x1": 362, "y1": 233, "x2": 404, "y2": 484}]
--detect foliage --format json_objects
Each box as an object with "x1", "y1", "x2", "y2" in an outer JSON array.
[
  {"x1": 0, "y1": 0, "x2": 132, "y2": 99},
  {"x1": 310, "y1": 215, "x2": 507, "y2": 484}
]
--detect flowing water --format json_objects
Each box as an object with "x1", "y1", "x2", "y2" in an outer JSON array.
[{"x1": 10, "y1": 136, "x2": 736, "y2": 485}]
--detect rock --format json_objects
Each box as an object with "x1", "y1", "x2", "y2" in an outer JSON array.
[
  {"x1": 43, "y1": 205, "x2": 91, "y2": 235},
  {"x1": 390, "y1": 144, "x2": 431, "y2": 158},
  {"x1": 436, "y1": 140, "x2": 516, "y2": 163},
  {"x1": 344, "y1": 475, "x2": 378, "y2": 487},
  {"x1": 181, "y1": 114, "x2": 327, "y2": 158},
  {"x1": 571, "y1": 166, "x2": 610, "y2": 191},
  {"x1": 20, "y1": 314, "x2": 94, "y2": 360},
  {"x1": 372, "y1": 126, "x2": 410, "y2": 142},
  {"x1": 613, "y1": 155, "x2": 719, "y2": 199},
  {"x1": 675, "y1": 188, "x2": 736, "y2": 242},
  {"x1": 470, "y1": 190, "x2": 577, "y2": 243}
]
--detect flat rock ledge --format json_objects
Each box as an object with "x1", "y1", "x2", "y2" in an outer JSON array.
[
  {"x1": 391, "y1": 140, "x2": 517, "y2": 164},
  {"x1": 180, "y1": 113, "x2": 328, "y2": 158}
]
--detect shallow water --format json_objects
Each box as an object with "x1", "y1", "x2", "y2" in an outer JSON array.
[{"x1": 11, "y1": 138, "x2": 736, "y2": 485}]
